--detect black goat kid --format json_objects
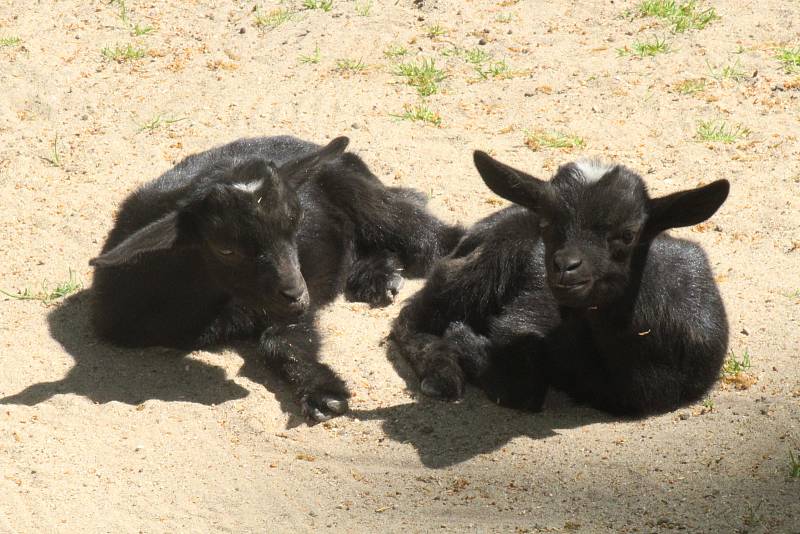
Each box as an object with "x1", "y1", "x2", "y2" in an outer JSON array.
[
  {"x1": 392, "y1": 152, "x2": 730, "y2": 417},
  {"x1": 91, "y1": 136, "x2": 462, "y2": 422}
]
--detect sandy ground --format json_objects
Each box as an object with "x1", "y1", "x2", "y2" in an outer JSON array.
[{"x1": 1, "y1": 0, "x2": 799, "y2": 532}]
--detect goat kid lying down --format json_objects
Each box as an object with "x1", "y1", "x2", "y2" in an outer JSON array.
[
  {"x1": 90, "y1": 135, "x2": 463, "y2": 422},
  {"x1": 392, "y1": 152, "x2": 730, "y2": 416}
]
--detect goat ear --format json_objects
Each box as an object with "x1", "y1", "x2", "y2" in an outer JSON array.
[
  {"x1": 279, "y1": 136, "x2": 350, "y2": 183},
  {"x1": 473, "y1": 151, "x2": 545, "y2": 208},
  {"x1": 644, "y1": 180, "x2": 730, "y2": 238},
  {"x1": 89, "y1": 212, "x2": 181, "y2": 267}
]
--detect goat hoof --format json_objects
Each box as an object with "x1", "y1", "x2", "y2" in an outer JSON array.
[
  {"x1": 385, "y1": 272, "x2": 404, "y2": 296},
  {"x1": 420, "y1": 365, "x2": 464, "y2": 401},
  {"x1": 301, "y1": 392, "x2": 349, "y2": 423},
  {"x1": 346, "y1": 258, "x2": 404, "y2": 308},
  {"x1": 375, "y1": 272, "x2": 404, "y2": 306},
  {"x1": 365, "y1": 270, "x2": 404, "y2": 307}
]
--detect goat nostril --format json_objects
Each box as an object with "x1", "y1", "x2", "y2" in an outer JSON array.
[
  {"x1": 564, "y1": 258, "x2": 582, "y2": 272},
  {"x1": 554, "y1": 254, "x2": 583, "y2": 273},
  {"x1": 280, "y1": 287, "x2": 305, "y2": 302}
]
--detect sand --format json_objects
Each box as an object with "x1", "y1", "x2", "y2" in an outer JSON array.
[{"x1": 1, "y1": 0, "x2": 798, "y2": 532}]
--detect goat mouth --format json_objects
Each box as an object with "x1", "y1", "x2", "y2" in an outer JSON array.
[
  {"x1": 286, "y1": 301, "x2": 309, "y2": 316},
  {"x1": 552, "y1": 280, "x2": 591, "y2": 292},
  {"x1": 550, "y1": 279, "x2": 593, "y2": 304}
]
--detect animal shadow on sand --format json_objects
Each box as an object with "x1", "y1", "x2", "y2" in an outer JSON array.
[
  {"x1": 349, "y1": 340, "x2": 613, "y2": 468},
  {"x1": 0, "y1": 290, "x2": 310, "y2": 425}
]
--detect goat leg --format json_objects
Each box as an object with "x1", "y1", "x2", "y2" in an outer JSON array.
[{"x1": 258, "y1": 325, "x2": 349, "y2": 422}]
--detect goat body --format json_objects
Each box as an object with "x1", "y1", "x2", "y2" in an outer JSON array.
[
  {"x1": 91, "y1": 135, "x2": 462, "y2": 421},
  {"x1": 392, "y1": 153, "x2": 729, "y2": 416}
]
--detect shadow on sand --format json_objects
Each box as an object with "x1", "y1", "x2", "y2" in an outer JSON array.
[
  {"x1": 3, "y1": 290, "x2": 612, "y2": 462},
  {"x1": 348, "y1": 340, "x2": 613, "y2": 468},
  {"x1": 0, "y1": 290, "x2": 305, "y2": 424}
]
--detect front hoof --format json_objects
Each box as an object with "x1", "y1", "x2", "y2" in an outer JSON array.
[
  {"x1": 300, "y1": 390, "x2": 350, "y2": 423},
  {"x1": 346, "y1": 256, "x2": 405, "y2": 308},
  {"x1": 383, "y1": 271, "x2": 404, "y2": 301},
  {"x1": 420, "y1": 360, "x2": 465, "y2": 401},
  {"x1": 359, "y1": 270, "x2": 404, "y2": 308}
]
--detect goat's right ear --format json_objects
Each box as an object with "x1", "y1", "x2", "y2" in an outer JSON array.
[
  {"x1": 279, "y1": 136, "x2": 350, "y2": 182},
  {"x1": 89, "y1": 212, "x2": 180, "y2": 267},
  {"x1": 473, "y1": 151, "x2": 545, "y2": 208},
  {"x1": 644, "y1": 179, "x2": 730, "y2": 239}
]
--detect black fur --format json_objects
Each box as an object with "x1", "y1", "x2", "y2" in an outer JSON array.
[
  {"x1": 90, "y1": 135, "x2": 463, "y2": 422},
  {"x1": 392, "y1": 153, "x2": 729, "y2": 417}
]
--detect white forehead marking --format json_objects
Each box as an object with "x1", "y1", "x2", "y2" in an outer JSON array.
[
  {"x1": 233, "y1": 178, "x2": 264, "y2": 193},
  {"x1": 573, "y1": 158, "x2": 615, "y2": 183}
]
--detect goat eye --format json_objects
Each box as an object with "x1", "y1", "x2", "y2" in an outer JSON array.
[
  {"x1": 218, "y1": 248, "x2": 234, "y2": 256},
  {"x1": 621, "y1": 230, "x2": 635, "y2": 244}
]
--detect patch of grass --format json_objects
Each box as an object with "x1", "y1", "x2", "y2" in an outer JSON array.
[
  {"x1": 395, "y1": 58, "x2": 446, "y2": 96},
  {"x1": 41, "y1": 134, "x2": 63, "y2": 167},
  {"x1": 392, "y1": 103, "x2": 442, "y2": 126},
  {"x1": 635, "y1": 0, "x2": 718, "y2": 33},
  {"x1": 355, "y1": 0, "x2": 372, "y2": 16},
  {"x1": 110, "y1": 0, "x2": 130, "y2": 24},
  {"x1": 495, "y1": 12, "x2": 516, "y2": 23},
  {"x1": 426, "y1": 24, "x2": 447, "y2": 38},
  {"x1": 475, "y1": 59, "x2": 511, "y2": 80},
  {"x1": 636, "y1": 0, "x2": 677, "y2": 17},
  {"x1": 108, "y1": 0, "x2": 154, "y2": 37},
  {"x1": 1, "y1": 270, "x2": 82, "y2": 306},
  {"x1": 790, "y1": 449, "x2": 800, "y2": 478},
  {"x1": 384, "y1": 44, "x2": 408, "y2": 58},
  {"x1": 132, "y1": 23, "x2": 154, "y2": 36},
  {"x1": 454, "y1": 47, "x2": 513, "y2": 79},
  {"x1": 0, "y1": 36, "x2": 22, "y2": 47},
  {"x1": 463, "y1": 47, "x2": 491, "y2": 65},
  {"x1": 707, "y1": 59, "x2": 747, "y2": 82},
  {"x1": 701, "y1": 397, "x2": 714, "y2": 411},
  {"x1": 618, "y1": 36, "x2": 671, "y2": 57},
  {"x1": 299, "y1": 45, "x2": 321, "y2": 64},
  {"x1": 721, "y1": 349, "x2": 751, "y2": 376},
  {"x1": 776, "y1": 46, "x2": 800, "y2": 73},
  {"x1": 335, "y1": 58, "x2": 366, "y2": 74},
  {"x1": 673, "y1": 2, "x2": 718, "y2": 32},
  {"x1": 303, "y1": 0, "x2": 333, "y2": 11},
  {"x1": 742, "y1": 501, "x2": 764, "y2": 529},
  {"x1": 101, "y1": 43, "x2": 145, "y2": 62},
  {"x1": 524, "y1": 129, "x2": 585, "y2": 151},
  {"x1": 254, "y1": 7, "x2": 294, "y2": 28},
  {"x1": 675, "y1": 78, "x2": 707, "y2": 94},
  {"x1": 138, "y1": 115, "x2": 187, "y2": 133},
  {"x1": 440, "y1": 46, "x2": 462, "y2": 57},
  {"x1": 696, "y1": 120, "x2": 751, "y2": 143}
]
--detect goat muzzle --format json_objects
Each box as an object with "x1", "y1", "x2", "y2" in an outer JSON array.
[{"x1": 279, "y1": 284, "x2": 310, "y2": 315}]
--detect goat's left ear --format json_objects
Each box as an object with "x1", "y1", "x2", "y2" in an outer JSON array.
[
  {"x1": 279, "y1": 136, "x2": 350, "y2": 184},
  {"x1": 473, "y1": 151, "x2": 546, "y2": 209},
  {"x1": 644, "y1": 179, "x2": 730, "y2": 238}
]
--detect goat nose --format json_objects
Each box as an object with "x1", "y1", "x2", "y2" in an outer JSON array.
[
  {"x1": 280, "y1": 286, "x2": 305, "y2": 303},
  {"x1": 554, "y1": 252, "x2": 583, "y2": 273}
]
